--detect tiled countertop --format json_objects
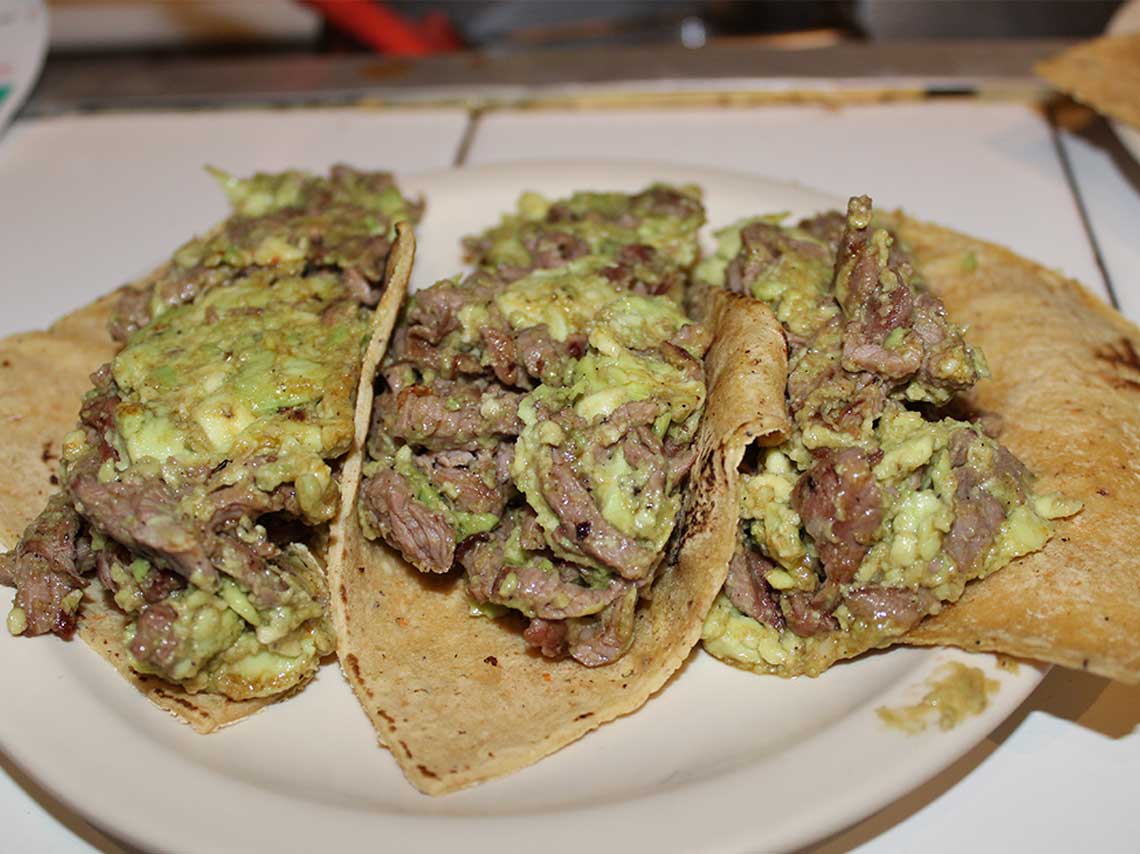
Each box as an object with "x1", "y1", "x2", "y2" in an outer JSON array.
[{"x1": 2, "y1": 95, "x2": 1137, "y2": 853}]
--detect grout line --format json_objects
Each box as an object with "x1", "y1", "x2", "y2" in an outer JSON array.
[
  {"x1": 1047, "y1": 106, "x2": 1120, "y2": 309},
  {"x1": 452, "y1": 108, "x2": 484, "y2": 168}
]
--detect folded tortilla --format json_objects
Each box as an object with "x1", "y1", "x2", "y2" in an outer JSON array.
[
  {"x1": 889, "y1": 214, "x2": 1140, "y2": 684},
  {"x1": 0, "y1": 221, "x2": 415, "y2": 734},
  {"x1": 330, "y1": 290, "x2": 788, "y2": 794},
  {"x1": 1037, "y1": 34, "x2": 1140, "y2": 130}
]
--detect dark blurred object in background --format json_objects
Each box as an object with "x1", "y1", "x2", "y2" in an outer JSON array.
[{"x1": 46, "y1": 0, "x2": 1125, "y2": 56}]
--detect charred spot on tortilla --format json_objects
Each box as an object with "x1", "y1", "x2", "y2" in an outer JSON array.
[
  {"x1": 0, "y1": 165, "x2": 419, "y2": 709},
  {"x1": 698, "y1": 195, "x2": 1081, "y2": 677},
  {"x1": 358, "y1": 184, "x2": 711, "y2": 667}
]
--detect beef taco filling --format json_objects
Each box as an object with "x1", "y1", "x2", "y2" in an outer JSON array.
[
  {"x1": 1, "y1": 166, "x2": 420, "y2": 699},
  {"x1": 697, "y1": 196, "x2": 1080, "y2": 675},
  {"x1": 359, "y1": 184, "x2": 709, "y2": 666}
]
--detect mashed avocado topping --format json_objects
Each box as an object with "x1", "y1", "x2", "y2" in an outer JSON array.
[
  {"x1": 465, "y1": 184, "x2": 705, "y2": 272},
  {"x1": 876, "y1": 662, "x2": 999, "y2": 734},
  {"x1": 110, "y1": 270, "x2": 367, "y2": 523},
  {"x1": 360, "y1": 184, "x2": 709, "y2": 666},
  {"x1": 699, "y1": 197, "x2": 1080, "y2": 676},
  {"x1": 2, "y1": 166, "x2": 418, "y2": 700}
]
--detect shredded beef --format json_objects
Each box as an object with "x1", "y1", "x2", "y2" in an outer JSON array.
[
  {"x1": 130, "y1": 602, "x2": 179, "y2": 670},
  {"x1": 725, "y1": 220, "x2": 831, "y2": 296},
  {"x1": 845, "y1": 585, "x2": 934, "y2": 629},
  {"x1": 0, "y1": 493, "x2": 87, "y2": 638},
  {"x1": 418, "y1": 447, "x2": 513, "y2": 517},
  {"x1": 781, "y1": 590, "x2": 839, "y2": 637},
  {"x1": 834, "y1": 195, "x2": 981, "y2": 397},
  {"x1": 459, "y1": 513, "x2": 629, "y2": 622},
  {"x1": 376, "y1": 379, "x2": 522, "y2": 451},
  {"x1": 792, "y1": 448, "x2": 883, "y2": 585},
  {"x1": 523, "y1": 618, "x2": 568, "y2": 658},
  {"x1": 943, "y1": 430, "x2": 1011, "y2": 571},
  {"x1": 360, "y1": 469, "x2": 455, "y2": 574},
  {"x1": 563, "y1": 586, "x2": 638, "y2": 666},
  {"x1": 600, "y1": 244, "x2": 684, "y2": 297},
  {"x1": 515, "y1": 325, "x2": 587, "y2": 384},
  {"x1": 540, "y1": 446, "x2": 659, "y2": 581},
  {"x1": 725, "y1": 541, "x2": 784, "y2": 629},
  {"x1": 527, "y1": 230, "x2": 590, "y2": 269}
]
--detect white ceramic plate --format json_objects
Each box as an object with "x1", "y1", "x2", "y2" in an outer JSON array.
[
  {"x1": 1107, "y1": 0, "x2": 1140, "y2": 161},
  {"x1": 0, "y1": 161, "x2": 1045, "y2": 854}
]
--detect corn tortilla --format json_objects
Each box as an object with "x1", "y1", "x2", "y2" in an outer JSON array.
[
  {"x1": 1037, "y1": 34, "x2": 1140, "y2": 130},
  {"x1": 330, "y1": 291, "x2": 789, "y2": 794},
  {"x1": 885, "y1": 214, "x2": 1140, "y2": 684}
]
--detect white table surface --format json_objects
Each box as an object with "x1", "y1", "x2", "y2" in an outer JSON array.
[{"x1": 1, "y1": 101, "x2": 1137, "y2": 854}]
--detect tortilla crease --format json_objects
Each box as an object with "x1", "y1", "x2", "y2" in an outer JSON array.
[
  {"x1": 331, "y1": 291, "x2": 788, "y2": 795},
  {"x1": 0, "y1": 225, "x2": 416, "y2": 733},
  {"x1": 879, "y1": 214, "x2": 1140, "y2": 684},
  {"x1": 1036, "y1": 34, "x2": 1140, "y2": 130}
]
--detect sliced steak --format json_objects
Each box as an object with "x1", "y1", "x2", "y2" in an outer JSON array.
[
  {"x1": 480, "y1": 325, "x2": 522, "y2": 387},
  {"x1": 781, "y1": 590, "x2": 839, "y2": 637},
  {"x1": 539, "y1": 447, "x2": 659, "y2": 581},
  {"x1": 360, "y1": 468, "x2": 455, "y2": 574},
  {"x1": 460, "y1": 513, "x2": 627, "y2": 620},
  {"x1": 793, "y1": 447, "x2": 883, "y2": 585},
  {"x1": 418, "y1": 448, "x2": 512, "y2": 517},
  {"x1": 129, "y1": 601, "x2": 179, "y2": 670},
  {"x1": 376, "y1": 379, "x2": 522, "y2": 451},
  {"x1": 527, "y1": 230, "x2": 590, "y2": 269},
  {"x1": 0, "y1": 493, "x2": 87, "y2": 637},
  {"x1": 725, "y1": 219, "x2": 831, "y2": 297},
  {"x1": 564, "y1": 585, "x2": 638, "y2": 666},
  {"x1": 523, "y1": 617, "x2": 568, "y2": 658},
  {"x1": 845, "y1": 585, "x2": 934, "y2": 629},
  {"x1": 600, "y1": 244, "x2": 684, "y2": 297},
  {"x1": 943, "y1": 429, "x2": 1013, "y2": 572},
  {"x1": 796, "y1": 210, "x2": 846, "y2": 253},
  {"x1": 515, "y1": 325, "x2": 587, "y2": 384},
  {"x1": 788, "y1": 318, "x2": 886, "y2": 440},
  {"x1": 834, "y1": 195, "x2": 981, "y2": 397},
  {"x1": 724, "y1": 541, "x2": 784, "y2": 630}
]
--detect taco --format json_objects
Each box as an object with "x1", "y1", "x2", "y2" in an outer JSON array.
[
  {"x1": 0, "y1": 166, "x2": 418, "y2": 731},
  {"x1": 696, "y1": 195, "x2": 1082, "y2": 678},
  {"x1": 330, "y1": 186, "x2": 789, "y2": 793}
]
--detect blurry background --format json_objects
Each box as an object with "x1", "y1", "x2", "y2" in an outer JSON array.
[{"x1": 45, "y1": 0, "x2": 1124, "y2": 57}]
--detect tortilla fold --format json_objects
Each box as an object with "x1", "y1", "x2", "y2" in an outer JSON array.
[
  {"x1": 1037, "y1": 34, "x2": 1140, "y2": 130},
  {"x1": 887, "y1": 214, "x2": 1140, "y2": 684},
  {"x1": 330, "y1": 290, "x2": 788, "y2": 794}
]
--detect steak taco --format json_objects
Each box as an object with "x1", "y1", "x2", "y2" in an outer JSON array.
[
  {"x1": 696, "y1": 195, "x2": 1082, "y2": 677},
  {"x1": 0, "y1": 165, "x2": 418, "y2": 731},
  {"x1": 330, "y1": 186, "x2": 789, "y2": 792}
]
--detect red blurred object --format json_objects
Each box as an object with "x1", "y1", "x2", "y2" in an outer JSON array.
[{"x1": 303, "y1": 1, "x2": 462, "y2": 55}]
